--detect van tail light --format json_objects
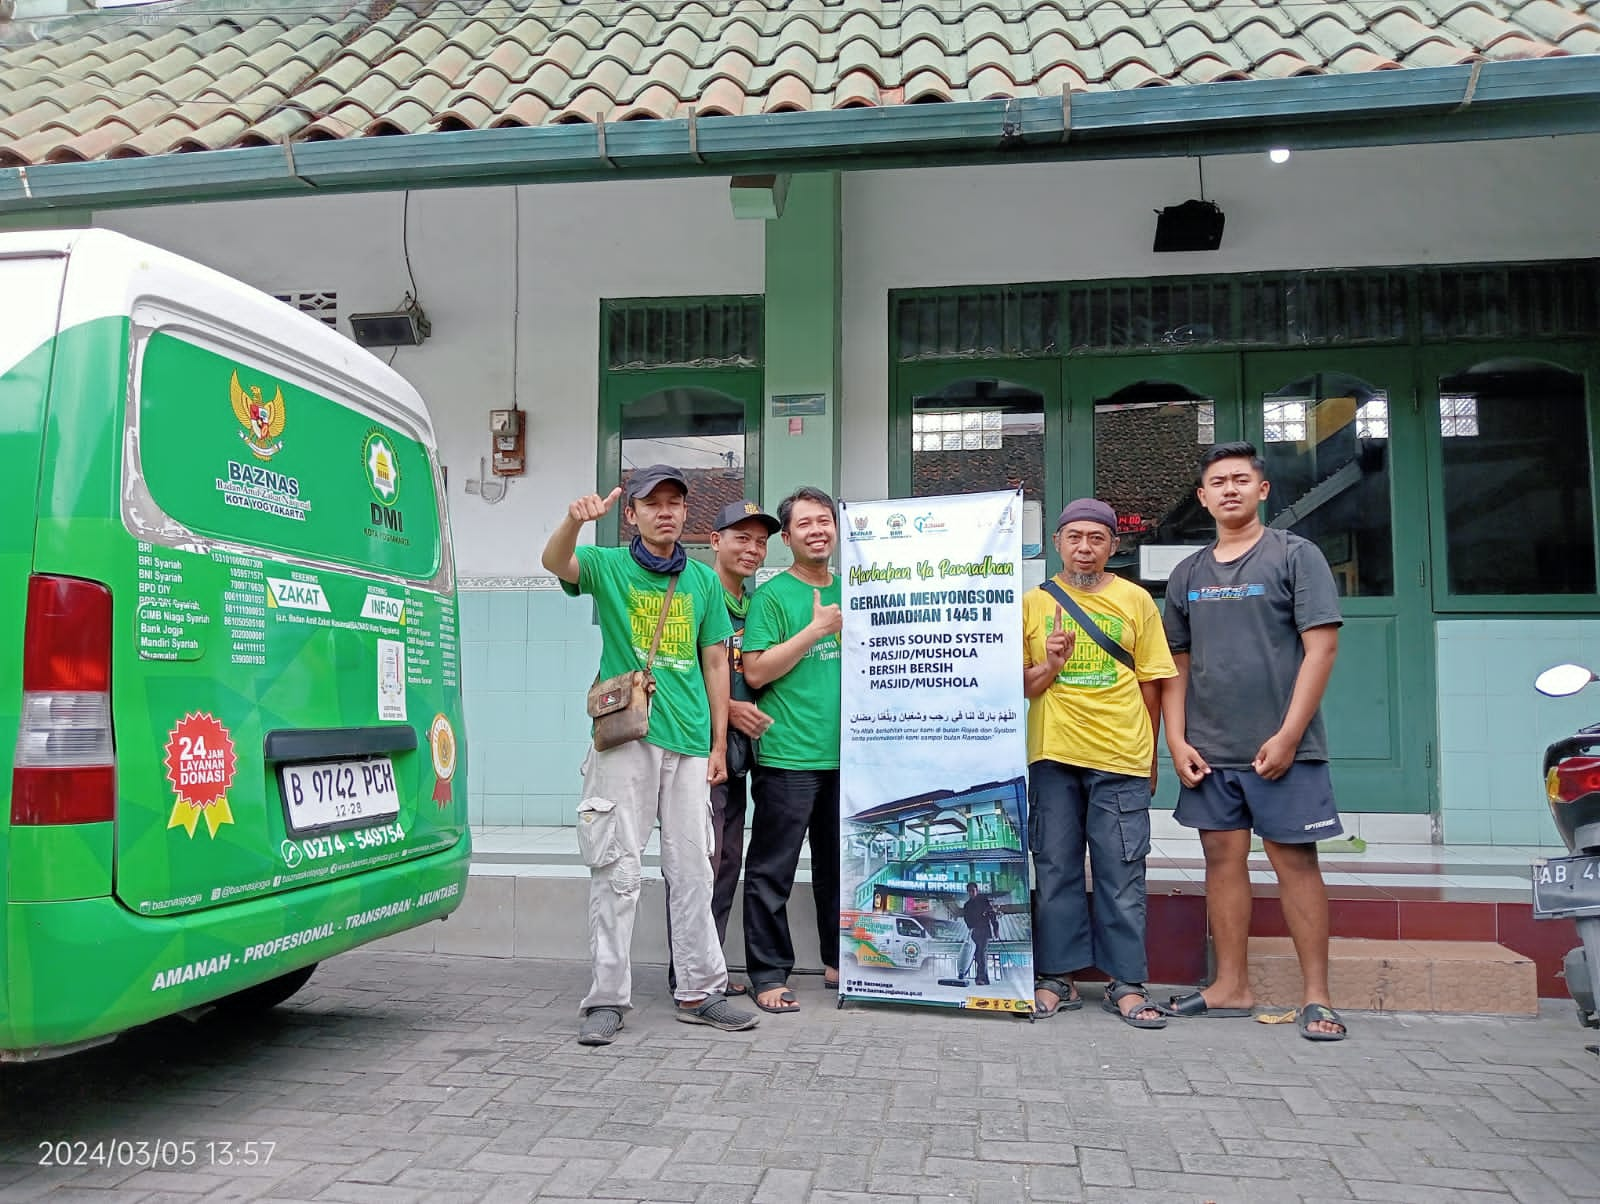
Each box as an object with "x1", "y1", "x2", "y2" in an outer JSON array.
[
  {"x1": 1548, "y1": 757, "x2": 1600, "y2": 805},
  {"x1": 11, "y1": 575, "x2": 115, "y2": 825}
]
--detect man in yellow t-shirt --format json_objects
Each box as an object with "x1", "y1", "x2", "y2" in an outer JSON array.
[{"x1": 1022, "y1": 498, "x2": 1177, "y2": 1029}]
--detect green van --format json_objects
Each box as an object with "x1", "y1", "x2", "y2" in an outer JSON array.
[{"x1": 0, "y1": 229, "x2": 470, "y2": 1060}]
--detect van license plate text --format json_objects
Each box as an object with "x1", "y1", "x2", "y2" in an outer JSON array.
[
  {"x1": 280, "y1": 758, "x2": 401, "y2": 833},
  {"x1": 1531, "y1": 854, "x2": 1600, "y2": 919}
]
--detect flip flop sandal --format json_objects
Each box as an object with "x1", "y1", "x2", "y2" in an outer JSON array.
[
  {"x1": 752, "y1": 987, "x2": 801, "y2": 1014},
  {"x1": 676, "y1": 994, "x2": 760, "y2": 1031},
  {"x1": 824, "y1": 976, "x2": 839, "y2": 991},
  {"x1": 1162, "y1": 990, "x2": 1254, "y2": 1019},
  {"x1": 1102, "y1": 980, "x2": 1167, "y2": 1030},
  {"x1": 1297, "y1": 1002, "x2": 1348, "y2": 1042},
  {"x1": 1031, "y1": 976, "x2": 1082, "y2": 1018},
  {"x1": 577, "y1": 1006, "x2": 624, "y2": 1046}
]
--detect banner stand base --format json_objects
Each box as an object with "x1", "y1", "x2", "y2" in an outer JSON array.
[{"x1": 836, "y1": 991, "x2": 1035, "y2": 1021}]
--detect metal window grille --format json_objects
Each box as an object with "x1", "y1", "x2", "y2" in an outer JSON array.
[
  {"x1": 896, "y1": 288, "x2": 1058, "y2": 361},
  {"x1": 898, "y1": 260, "x2": 1598, "y2": 359},
  {"x1": 606, "y1": 297, "x2": 763, "y2": 370},
  {"x1": 274, "y1": 291, "x2": 337, "y2": 328},
  {"x1": 1421, "y1": 261, "x2": 1600, "y2": 340}
]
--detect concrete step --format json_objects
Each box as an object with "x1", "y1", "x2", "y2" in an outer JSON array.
[
  {"x1": 1247, "y1": 936, "x2": 1538, "y2": 1016},
  {"x1": 372, "y1": 866, "x2": 825, "y2": 973}
]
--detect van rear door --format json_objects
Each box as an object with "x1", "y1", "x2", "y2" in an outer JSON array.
[
  {"x1": 0, "y1": 252, "x2": 70, "y2": 887},
  {"x1": 104, "y1": 325, "x2": 465, "y2": 918}
]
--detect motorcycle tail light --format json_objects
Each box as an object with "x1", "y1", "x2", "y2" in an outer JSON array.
[{"x1": 1548, "y1": 756, "x2": 1600, "y2": 803}]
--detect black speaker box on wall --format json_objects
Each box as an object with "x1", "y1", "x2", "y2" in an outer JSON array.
[{"x1": 1153, "y1": 199, "x2": 1226, "y2": 252}]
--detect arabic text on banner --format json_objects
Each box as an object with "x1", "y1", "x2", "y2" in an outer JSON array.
[{"x1": 837, "y1": 490, "x2": 1033, "y2": 1013}]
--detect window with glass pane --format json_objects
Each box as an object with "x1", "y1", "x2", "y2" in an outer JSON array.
[
  {"x1": 911, "y1": 378, "x2": 1045, "y2": 546},
  {"x1": 1093, "y1": 384, "x2": 1218, "y2": 590},
  {"x1": 619, "y1": 386, "x2": 746, "y2": 545},
  {"x1": 1260, "y1": 372, "x2": 1394, "y2": 597},
  {"x1": 1438, "y1": 360, "x2": 1594, "y2": 595}
]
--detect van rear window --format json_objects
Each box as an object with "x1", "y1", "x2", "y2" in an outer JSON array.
[{"x1": 137, "y1": 332, "x2": 442, "y2": 580}]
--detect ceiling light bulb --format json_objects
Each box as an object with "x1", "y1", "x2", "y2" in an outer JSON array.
[{"x1": 1268, "y1": 147, "x2": 1291, "y2": 164}]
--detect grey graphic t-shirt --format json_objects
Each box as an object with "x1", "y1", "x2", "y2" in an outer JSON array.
[{"x1": 1163, "y1": 528, "x2": 1342, "y2": 767}]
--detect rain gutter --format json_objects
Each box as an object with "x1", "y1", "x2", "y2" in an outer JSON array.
[{"x1": 0, "y1": 56, "x2": 1596, "y2": 216}]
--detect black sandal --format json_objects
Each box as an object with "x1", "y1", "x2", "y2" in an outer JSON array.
[
  {"x1": 1102, "y1": 980, "x2": 1167, "y2": 1029},
  {"x1": 1032, "y1": 975, "x2": 1082, "y2": 1017}
]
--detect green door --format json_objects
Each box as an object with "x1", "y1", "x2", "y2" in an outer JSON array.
[
  {"x1": 891, "y1": 359, "x2": 1064, "y2": 568},
  {"x1": 1068, "y1": 353, "x2": 1241, "y2": 587},
  {"x1": 599, "y1": 367, "x2": 762, "y2": 551},
  {"x1": 1069, "y1": 353, "x2": 1241, "y2": 808},
  {"x1": 1242, "y1": 348, "x2": 1435, "y2": 813}
]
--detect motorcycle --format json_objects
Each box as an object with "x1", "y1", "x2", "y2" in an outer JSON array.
[{"x1": 1530, "y1": 663, "x2": 1600, "y2": 1035}]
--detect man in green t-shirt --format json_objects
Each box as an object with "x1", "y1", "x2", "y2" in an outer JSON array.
[
  {"x1": 542, "y1": 464, "x2": 758, "y2": 1045},
  {"x1": 740, "y1": 485, "x2": 844, "y2": 1014}
]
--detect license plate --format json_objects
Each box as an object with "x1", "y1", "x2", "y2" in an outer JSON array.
[
  {"x1": 1531, "y1": 854, "x2": 1600, "y2": 918},
  {"x1": 279, "y1": 757, "x2": 400, "y2": 834}
]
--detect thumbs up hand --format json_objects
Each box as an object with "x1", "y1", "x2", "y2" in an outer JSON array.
[
  {"x1": 809, "y1": 588, "x2": 844, "y2": 641},
  {"x1": 568, "y1": 486, "x2": 623, "y2": 524}
]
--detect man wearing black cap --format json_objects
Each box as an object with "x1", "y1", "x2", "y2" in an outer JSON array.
[
  {"x1": 1022, "y1": 498, "x2": 1176, "y2": 1028},
  {"x1": 665, "y1": 500, "x2": 780, "y2": 989},
  {"x1": 543, "y1": 465, "x2": 758, "y2": 1045}
]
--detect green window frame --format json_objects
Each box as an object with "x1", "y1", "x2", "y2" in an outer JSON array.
[
  {"x1": 889, "y1": 262, "x2": 1600, "y2": 614},
  {"x1": 597, "y1": 296, "x2": 764, "y2": 551}
]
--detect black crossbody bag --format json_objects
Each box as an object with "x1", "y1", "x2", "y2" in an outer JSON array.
[{"x1": 1039, "y1": 579, "x2": 1134, "y2": 671}]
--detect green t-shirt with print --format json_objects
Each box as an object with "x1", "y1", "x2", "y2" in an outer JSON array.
[
  {"x1": 743, "y1": 570, "x2": 842, "y2": 770},
  {"x1": 564, "y1": 547, "x2": 733, "y2": 757}
]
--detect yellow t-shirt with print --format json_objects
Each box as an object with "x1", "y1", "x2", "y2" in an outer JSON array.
[{"x1": 1022, "y1": 575, "x2": 1177, "y2": 776}]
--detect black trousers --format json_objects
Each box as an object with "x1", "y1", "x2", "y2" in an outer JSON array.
[
  {"x1": 743, "y1": 767, "x2": 840, "y2": 990},
  {"x1": 666, "y1": 772, "x2": 748, "y2": 990}
]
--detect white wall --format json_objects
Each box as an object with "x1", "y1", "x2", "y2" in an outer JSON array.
[
  {"x1": 839, "y1": 132, "x2": 1600, "y2": 500},
  {"x1": 94, "y1": 131, "x2": 1600, "y2": 572},
  {"x1": 99, "y1": 178, "x2": 765, "y2": 578}
]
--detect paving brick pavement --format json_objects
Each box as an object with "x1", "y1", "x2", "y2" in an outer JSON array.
[{"x1": 2, "y1": 949, "x2": 1598, "y2": 1204}]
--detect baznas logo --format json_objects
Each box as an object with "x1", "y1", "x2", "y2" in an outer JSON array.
[
  {"x1": 230, "y1": 371, "x2": 286, "y2": 461},
  {"x1": 365, "y1": 432, "x2": 400, "y2": 506},
  {"x1": 854, "y1": 515, "x2": 870, "y2": 532}
]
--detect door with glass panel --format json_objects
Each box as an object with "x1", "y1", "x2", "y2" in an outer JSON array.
[
  {"x1": 600, "y1": 368, "x2": 762, "y2": 551},
  {"x1": 1242, "y1": 349, "x2": 1433, "y2": 812},
  {"x1": 1067, "y1": 354, "x2": 1239, "y2": 808},
  {"x1": 1070, "y1": 354, "x2": 1241, "y2": 592},
  {"x1": 1421, "y1": 344, "x2": 1597, "y2": 610},
  {"x1": 894, "y1": 361, "x2": 1063, "y2": 588}
]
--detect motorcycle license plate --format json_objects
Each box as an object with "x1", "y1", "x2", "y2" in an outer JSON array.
[{"x1": 1531, "y1": 854, "x2": 1600, "y2": 918}]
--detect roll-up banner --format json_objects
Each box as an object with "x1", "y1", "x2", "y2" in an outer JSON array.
[{"x1": 837, "y1": 490, "x2": 1034, "y2": 1014}]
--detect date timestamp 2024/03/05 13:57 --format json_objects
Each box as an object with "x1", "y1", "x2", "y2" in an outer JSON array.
[{"x1": 39, "y1": 1140, "x2": 276, "y2": 1168}]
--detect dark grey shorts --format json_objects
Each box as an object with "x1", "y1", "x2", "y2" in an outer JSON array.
[{"x1": 1173, "y1": 761, "x2": 1342, "y2": 844}]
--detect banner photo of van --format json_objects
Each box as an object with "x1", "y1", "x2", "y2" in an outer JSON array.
[
  {"x1": 0, "y1": 230, "x2": 469, "y2": 1060},
  {"x1": 838, "y1": 490, "x2": 1033, "y2": 1013}
]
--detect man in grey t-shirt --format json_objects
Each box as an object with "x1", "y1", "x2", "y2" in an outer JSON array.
[{"x1": 1160, "y1": 442, "x2": 1348, "y2": 1042}]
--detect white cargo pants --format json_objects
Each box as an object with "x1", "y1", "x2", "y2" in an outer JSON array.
[{"x1": 576, "y1": 741, "x2": 727, "y2": 1011}]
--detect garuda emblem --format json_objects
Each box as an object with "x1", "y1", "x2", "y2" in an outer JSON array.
[{"x1": 230, "y1": 371, "x2": 286, "y2": 460}]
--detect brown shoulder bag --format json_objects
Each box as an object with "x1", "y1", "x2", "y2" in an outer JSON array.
[{"x1": 585, "y1": 574, "x2": 678, "y2": 751}]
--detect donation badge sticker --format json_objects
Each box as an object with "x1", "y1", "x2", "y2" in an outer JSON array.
[
  {"x1": 428, "y1": 714, "x2": 456, "y2": 806},
  {"x1": 163, "y1": 712, "x2": 238, "y2": 837}
]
